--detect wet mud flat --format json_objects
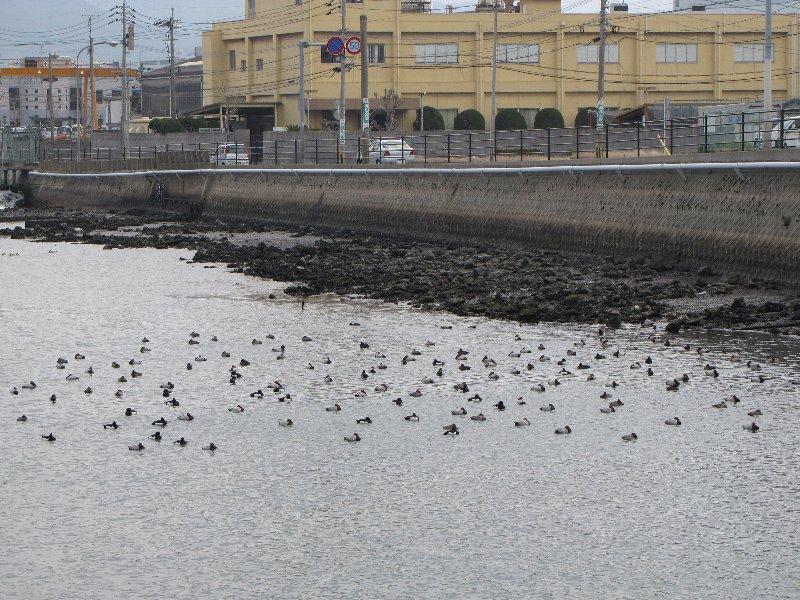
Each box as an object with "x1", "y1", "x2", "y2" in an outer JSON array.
[{"x1": 4, "y1": 208, "x2": 799, "y2": 333}]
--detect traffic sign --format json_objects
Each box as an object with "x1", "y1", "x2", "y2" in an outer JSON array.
[
  {"x1": 326, "y1": 36, "x2": 344, "y2": 56},
  {"x1": 346, "y1": 36, "x2": 362, "y2": 55}
]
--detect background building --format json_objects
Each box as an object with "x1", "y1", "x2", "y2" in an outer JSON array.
[
  {"x1": 0, "y1": 56, "x2": 138, "y2": 129},
  {"x1": 141, "y1": 58, "x2": 204, "y2": 117},
  {"x1": 672, "y1": 0, "x2": 773, "y2": 13},
  {"x1": 201, "y1": 0, "x2": 800, "y2": 136}
]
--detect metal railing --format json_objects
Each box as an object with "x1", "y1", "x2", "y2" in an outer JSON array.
[{"x1": 37, "y1": 109, "x2": 798, "y2": 166}]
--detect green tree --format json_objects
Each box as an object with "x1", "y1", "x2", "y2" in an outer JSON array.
[
  {"x1": 413, "y1": 106, "x2": 445, "y2": 131},
  {"x1": 148, "y1": 118, "x2": 186, "y2": 134},
  {"x1": 574, "y1": 107, "x2": 595, "y2": 128},
  {"x1": 454, "y1": 109, "x2": 486, "y2": 131},
  {"x1": 495, "y1": 108, "x2": 527, "y2": 130},
  {"x1": 534, "y1": 108, "x2": 565, "y2": 129}
]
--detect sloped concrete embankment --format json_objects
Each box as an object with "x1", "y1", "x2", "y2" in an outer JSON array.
[{"x1": 29, "y1": 168, "x2": 800, "y2": 281}]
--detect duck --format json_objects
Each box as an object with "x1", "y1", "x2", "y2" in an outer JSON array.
[
  {"x1": 118, "y1": 376, "x2": 128, "y2": 383},
  {"x1": 547, "y1": 378, "x2": 561, "y2": 387},
  {"x1": 240, "y1": 359, "x2": 251, "y2": 367},
  {"x1": 323, "y1": 356, "x2": 332, "y2": 365},
  {"x1": 532, "y1": 384, "x2": 546, "y2": 393},
  {"x1": 194, "y1": 356, "x2": 207, "y2": 362},
  {"x1": 21, "y1": 381, "x2": 36, "y2": 390},
  {"x1": 356, "y1": 416, "x2": 372, "y2": 424},
  {"x1": 85, "y1": 366, "x2": 94, "y2": 375},
  {"x1": 664, "y1": 417, "x2": 682, "y2": 426},
  {"x1": 131, "y1": 370, "x2": 142, "y2": 378},
  {"x1": 432, "y1": 359, "x2": 445, "y2": 366},
  {"x1": 16, "y1": 415, "x2": 27, "y2": 422},
  {"x1": 470, "y1": 413, "x2": 486, "y2": 422},
  {"x1": 177, "y1": 413, "x2": 194, "y2": 421},
  {"x1": 404, "y1": 413, "x2": 419, "y2": 421},
  {"x1": 494, "y1": 400, "x2": 506, "y2": 411},
  {"x1": 66, "y1": 374, "x2": 79, "y2": 381},
  {"x1": 50, "y1": 394, "x2": 57, "y2": 403},
  {"x1": 393, "y1": 398, "x2": 403, "y2": 406},
  {"x1": 514, "y1": 418, "x2": 531, "y2": 427},
  {"x1": 442, "y1": 424, "x2": 459, "y2": 436},
  {"x1": 451, "y1": 407, "x2": 467, "y2": 416},
  {"x1": 666, "y1": 379, "x2": 680, "y2": 391},
  {"x1": 609, "y1": 399, "x2": 624, "y2": 407},
  {"x1": 555, "y1": 425, "x2": 572, "y2": 434},
  {"x1": 11, "y1": 387, "x2": 18, "y2": 395},
  {"x1": 374, "y1": 383, "x2": 388, "y2": 393},
  {"x1": 354, "y1": 390, "x2": 367, "y2": 398},
  {"x1": 621, "y1": 433, "x2": 638, "y2": 442},
  {"x1": 202, "y1": 442, "x2": 218, "y2": 451},
  {"x1": 129, "y1": 359, "x2": 141, "y2": 366},
  {"x1": 150, "y1": 431, "x2": 162, "y2": 441},
  {"x1": 228, "y1": 404, "x2": 245, "y2": 413},
  {"x1": 725, "y1": 395, "x2": 741, "y2": 404},
  {"x1": 111, "y1": 362, "x2": 120, "y2": 369},
  {"x1": 453, "y1": 382, "x2": 469, "y2": 393},
  {"x1": 278, "y1": 394, "x2": 293, "y2": 403},
  {"x1": 103, "y1": 421, "x2": 119, "y2": 430},
  {"x1": 124, "y1": 408, "x2": 137, "y2": 417},
  {"x1": 279, "y1": 419, "x2": 294, "y2": 427},
  {"x1": 409, "y1": 389, "x2": 423, "y2": 398},
  {"x1": 586, "y1": 373, "x2": 595, "y2": 381},
  {"x1": 252, "y1": 339, "x2": 263, "y2": 345},
  {"x1": 250, "y1": 390, "x2": 265, "y2": 399},
  {"x1": 114, "y1": 390, "x2": 123, "y2": 398},
  {"x1": 600, "y1": 391, "x2": 612, "y2": 400},
  {"x1": 323, "y1": 375, "x2": 334, "y2": 384},
  {"x1": 174, "y1": 437, "x2": 188, "y2": 446},
  {"x1": 162, "y1": 389, "x2": 171, "y2": 398},
  {"x1": 57, "y1": 357, "x2": 68, "y2": 365},
  {"x1": 74, "y1": 353, "x2": 85, "y2": 360},
  {"x1": 743, "y1": 422, "x2": 759, "y2": 432},
  {"x1": 160, "y1": 382, "x2": 175, "y2": 390},
  {"x1": 325, "y1": 404, "x2": 342, "y2": 412},
  {"x1": 140, "y1": 346, "x2": 151, "y2": 353},
  {"x1": 344, "y1": 433, "x2": 361, "y2": 442},
  {"x1": 152, "y1": 417, "x2": 167, "y2": 427},
  {"x1": 516, "y1": 396, "x2": 526, "y2": 405},
  {"x1": 190, "y1": 332, "x2": 200, "y2": 338},
  {"x1": 747, "y1": 409, "x2": 763, "y2": 417},
  {"x1": 187, "y1": 363, "x2": 193, "y2": 371},
  {"x1": 142, "y1": 337, "x2": 150, "y2": 343},
  {"x1": 377, "y1": 363, "x2": 388, "y2": 370},
  {"x1": 221, "y1": 351, "x2": 231, "y2": 358},
  {"x1": 467, "y1": 394, "x2": 483, "y2": 403},
  {"x1": 540, "y1": 403, "x2": 555, "y2": 412},
  {"x1": 600, "y1": 405, "x2": 616, "y2": 414},
  {"x1": 128, "y1": 442, "x2": 145, "y2": 451},
  {"x1": 421, "y1": 377, "x2": 435, "y2": 385},
  {"x1": 712, "y1": 401, "x2": 727, "y2": 409},
  {"x1": 42, "y1": 433, "x2": 56, "y2": 442}
]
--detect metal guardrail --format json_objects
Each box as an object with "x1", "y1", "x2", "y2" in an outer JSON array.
[{"x1": 31, "y1": 161, "x2": 800, "y2": 179}]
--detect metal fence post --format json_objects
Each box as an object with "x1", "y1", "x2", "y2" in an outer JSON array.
[
  {"x1": 547, "y1": 128, "x2": 551, "y2": 160},
  {"x1": 703, "y1": 115, "x2": 709, "y2": 152},
  {"x1": 315, "y1": 138, "x2": 319, "y2": 164},
  {"x1": 274, "y1": 139, "x2": 279, "y2": 165},
  {"x1": 520, "y1": 129, "x2": 524, "y2": 161},
  {"x1": 605, "y1": 124, "x2": 610, "y2": 158},
  {"x1": 741, "y1": 112, "x2": 746, "y2": 151},
  {"x1": 423, "y1": 134, "x2": 427, "y2": 164},
  {"x1": 636, "y1": 122, "x2": 641, "y2": 157},
  {"x1": 447, "y1": 133, "x2": 451, "y2": 163},
  {"x1": 493, "y1": 129, "x2": 497, "y2": 162},
  {"x1": 401, "y1": 135, "x2": 405, "y2": 163},
  {"x1": 294, "y1": 138, "x2": 298, "y2": 164},
  {"x1": 779, "y1": 108, "x2": 785, "y2": 149},
  {"x1": 468, "y1": 132, "x2": 472, "y2": 163},
  {"x1": 336, "y1": 136, "x2": 341, "y2": 164},
  {"x1": 575, "y1": 127, "x2": 580, "y2": 159},
  {"x1": 669, "y1": 119, "x2": 674, "y2": 154}
]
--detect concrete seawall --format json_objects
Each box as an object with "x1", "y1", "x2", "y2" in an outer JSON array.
[{"x1": 28, "y1": 163, "x2": 800, "y2": 281}]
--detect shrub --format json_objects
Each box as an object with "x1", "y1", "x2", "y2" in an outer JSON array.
[
  {"x1": 574, "y1": 107, "x2": 595, "y2": 128},
  {"x1": 148, "y1": 118, "x2": 186, "y2": 134},
  {"x1": 534, "y1": 108, "x2": 565, "y2": 129},
  {"x1": 454, "y1": 109, "x2": 486, "y2": 131},
  {"x1": 181, "y1": 116, "x2": 206, "y2": 132},
  {"x1": 495, "y1": 108, "x2": 527, "y2": 130},
  {"x1": 413, "y1": 106, "x2": 445, "y2": 131}
]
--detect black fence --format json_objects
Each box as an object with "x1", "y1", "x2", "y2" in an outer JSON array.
[{"x1": 39, "y1": 109, "x2": 799, "y2": 166}]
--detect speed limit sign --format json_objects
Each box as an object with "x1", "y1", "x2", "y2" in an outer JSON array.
[{"x1": 346, "y1": 36, "x2": 362, "y2": 55}]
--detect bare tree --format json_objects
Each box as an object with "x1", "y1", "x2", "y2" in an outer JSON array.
[{"x1": 374, "y1": 88, "x2": 401, "y2": 131}]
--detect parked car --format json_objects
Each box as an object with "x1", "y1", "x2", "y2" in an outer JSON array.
[
  {"x1": 368, "y1": 139, "x2": 416, "y2": 164},
  {"x1": 210, "y1": 143, "x2": 250, "y2": 165},
  {"x1": 770, "y1": 115, "x2": 800, "y2": 148}
]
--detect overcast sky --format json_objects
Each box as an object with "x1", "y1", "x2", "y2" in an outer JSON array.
[{"x1": 1, "y1": 0, "x2": 677, "y2": 64}]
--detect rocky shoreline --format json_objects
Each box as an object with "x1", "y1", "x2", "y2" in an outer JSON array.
[{"x1": 3, "y1": 208, "x2": 800, "y2": 334}]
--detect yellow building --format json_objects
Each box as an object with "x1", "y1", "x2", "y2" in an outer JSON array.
[{"x1": 201, "y1": 0, "x2": 800, "y2": 134}]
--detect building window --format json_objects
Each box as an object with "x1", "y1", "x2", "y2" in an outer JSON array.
[
  {"x1": 496, "y1": 44, "x2": 539, "y2": 64},
  {"x1": 367, "y1": 44, "x2": 385, "y2": 64},
  {"x1": 321, "y1": 48, "x2": 339, "y2": 63},
  {"x1": 518, "y1": 108, "x2": 538, "y2": 128},
  {"x1": 656, "y1": 43, "x2": 697, "y2": 63},
  {"x1": 577, "y1": 44, "x2": 619, "y2": 64},
  {"x1": 240, "y1": 59, "x2": 247, "y2": 71},
  {"x1": 248, "y1": 0, "x2": 256, "y2": 17},
  {"x1": 256, "y1": 58, "x2": 264, "y2": 71},
  {"x1": 229, "y1": 50, "x2": 236, "y2": 70},
  {"x1": 734, "y1": 43, "x2": 771, "y2": 62},
  {"x1": 414, "y1": 43, "x2": 458, "y2": 64},
  {"x1": 439, "y1": 108, "x2": 458, "y2": 130}
]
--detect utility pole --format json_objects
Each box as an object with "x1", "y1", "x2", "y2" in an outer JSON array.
[
  {"x1": 46, "y1": 51, "x2": 56, "y2": 140},
  {"x1": 88, "y1": 16, "x2": 95, "y2": 150},
  {"x1": 596, "y1": 0, "x2": 607, "y2": 132},
  {"x1": 298, "y1": 41, "x2": 306, "y2": 132},
  {"x1": 121, "y1": 0, "x2": 131, "y2": 157},
  {"x1": 490, "y1": 0, "x2": 498, "y2": 135},
  {"x1": 338, "y1": 0, "x2": 347, "y2": 162},
  {"x1": 156, "y1": 10, "x2": 178, "y2": 118},
  {"x1": 763, "y1": 0, "x2": 772, "y2": 150},
  {"x1": 359, "y1": 14, "x2": 369, "y2": 164}
]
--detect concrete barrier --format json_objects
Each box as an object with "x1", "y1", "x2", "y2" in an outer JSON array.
[{"x1": 28, "y1": 163, "x2": 800, "y2": 281}]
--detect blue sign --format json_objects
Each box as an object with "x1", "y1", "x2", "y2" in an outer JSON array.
[{"x1": 326, "y1": 36, "x2": 345, "y2": 56}]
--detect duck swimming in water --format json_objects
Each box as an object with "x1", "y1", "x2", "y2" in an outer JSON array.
[
  {"x1": 174, "y1": 437, "x2": 188, "y2": 446},
  {"x1": 664, "y1": 417, "x2": 682, "y2": 426},
  {"x1": 22, "y1": 381, "x2": 36, "y2": 390},
  {"x1": 177, "y1": 413, "x2": 194, "y2": 421},
  {"x1": 325, "y1": 404, "x2": 342, "y2": 412},
  {"x1": 16, "y1": 415, "x2": 27, "y2": 422},
  {"x1": 747, "y1": 409, "x2": 763, "y2": 417},
  {"x1": 451, "y1": 407, "x2": 467, "y2": 416},
  {"x1": 404, "y1": 413, "x2": 420, "y2": 422},
  {"x1": 11, "y1": 387, "x2": 18, "y2": 395},
  {"x1": 356, "y1": 416, "x2": 372, "y2": 424},
  {"x1": 621, "y1": 433, "x2": 638, "y2": 442},
  {"x1": 442, "y1": 424, "x2": 459, "y2": 436},
  {"x1": 555, "y1": 425, "x2": 572, "y2": 435},
  {"x1": 66, "y1": 374, "x2": 79, "y2": 381},
  {"x1": 344, "y1": 433, "x2": 361, "y2": 442},
  {"x1": 149, "y1": 431, "x2": 162, "y2": 441},
  {"x1": 393, "y1": 398, "x2": 403, "y2": 406},
  {"x1": 103, "y1": 421, "x2": 119, "y2": 429},
  {"x1": 514, "y1": 418, "x2": 531, "y2": 427},
  {"x1": 50, "y1": 394, "x2": 57, "y2": 403},
  {"x1": 532, "y1": 384, "x2": 546, "y2": 393},
  {"x1": 128, "y1": 442, "x2": 145, "y2": 451},
  {"x1": 409, "y1": 389, "x2": 423, "y2": 398},
  {"x1": 470, "y1": 413, "x2": 486, "y2": 422},
  {"x1": 609, "y1": 399, "x2": 624, "y2": 407},
  {"x1": 228, "y1": 404, "x2": 245, "y2": 413},
  {"x1": 494, "y1": 401, "x2": 506, "y2": 411},
  {"x1": 743, "y1": 422, "x2": 759, "y2": 432},
  {"x1": 354, "y1": 390, "x2": 367, "y2": 398},
  {"x1": 540, "y1": 403, "x2": 555, "y2": 412},
  {"x1": 152, "y1": 417, "x2": 167, "y2": 427},
  {"x1": 124, "y1": 408, "x2": 136, "y2": 417},
  {"x1": 600, "y1": 405, "x2": 616, "y2": 414},
  {"x1": 279, "y1": 419, "x2": 294, "y2": 427},
  {"x1": 42, "y1": 433, "x2": 56, "y2": 442},
  {"x1": 202, "y1": 443, "x2": 218, "y2": 451}
]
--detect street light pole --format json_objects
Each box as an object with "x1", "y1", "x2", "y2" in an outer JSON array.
[
  {"x1": 88, "y1": 16, "x2": 95, "y2": 150},
  {"x1": 490, "y1": 0, "x2": 498, "y2": 135},
  {"x1": 338, "y1": 0, "x2": 347, "y2": 162},
  {"x1": 596, "y1": 0, "x2": 607, "y2": 132},
  {"x1": 764, "y1": 0, "x2": 773, "y2": 149}
]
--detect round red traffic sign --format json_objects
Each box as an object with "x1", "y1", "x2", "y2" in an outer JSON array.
[
  {"x1": 326, "y1": 36, "x2": 345, "y2": 56},
  {"x1": 346, "y1": 36, "x2": 362, "y2": 55}
]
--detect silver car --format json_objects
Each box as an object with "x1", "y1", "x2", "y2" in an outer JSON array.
[{"x1": 368, "y1": 139, "x2": 416, "y2": 164}]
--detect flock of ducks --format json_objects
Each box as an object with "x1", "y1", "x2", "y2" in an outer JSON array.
[{"x1": 10, "y1": 321, "x2": 773, "y2": 451}]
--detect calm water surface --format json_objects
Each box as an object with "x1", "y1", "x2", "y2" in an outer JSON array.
[{"x1": 0, "y1": 236, "x2": 798, "y2": 600}]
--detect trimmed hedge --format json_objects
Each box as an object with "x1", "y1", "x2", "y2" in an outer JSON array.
[
  {"x1": 574, "y1": 107, "x2": 595, "y2": 128},
  {"x1": 148, "y1": 116, "x2": 207, "y2": 134},
  {"x1": 533, "y1": 108, "x2": 565, "y2": 129},
  {"x1": 413, "y1": 106, "x2": 445, "y2": 131},
  {"x1": 454, "y1": 109, "x2": 486, "y2": 131},
  {"x1": 495, "y1": 108, "x2": 527, "y2": 130}
]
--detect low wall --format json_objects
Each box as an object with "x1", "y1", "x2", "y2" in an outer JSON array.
[{"x1": 27, "y1": 163, "x2": 800, "y2": 281}]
